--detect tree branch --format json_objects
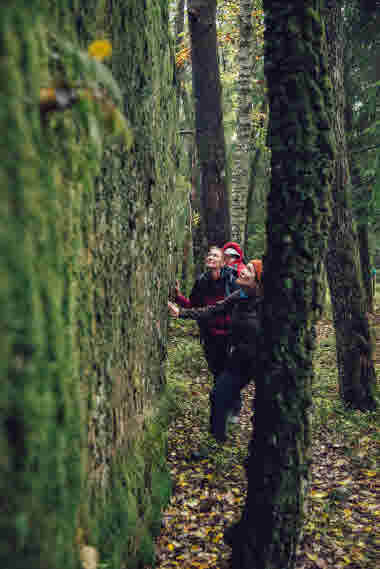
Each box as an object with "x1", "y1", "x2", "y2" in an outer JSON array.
[{"x1": 351, "y1": 143, "x2": 380, "y2": 154}]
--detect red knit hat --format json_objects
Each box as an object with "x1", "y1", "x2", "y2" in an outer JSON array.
[{"x1": 249, "y1": 259, "x2": 263, "y2": 282}]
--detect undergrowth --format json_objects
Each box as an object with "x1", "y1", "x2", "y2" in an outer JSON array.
[
  {"x1": 313, "y1": 324, "x2": 380, "y2": 470},
  {"x1": 159, "y1": 314, "x2": 380, "y2": 569}
]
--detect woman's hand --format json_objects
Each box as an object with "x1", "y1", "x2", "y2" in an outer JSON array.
[
  {"x1": 236, "y1": 264, "x2": 256, "y2": 289},
  {"x1": 168, "y1": 301, "x2": 180, "y2": 317}
]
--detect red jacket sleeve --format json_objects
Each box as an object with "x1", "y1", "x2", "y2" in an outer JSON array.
[
  {"x1": 175, "y1": 293, "x2": 192, "y2": 308},
  {"x1": 175, "y1": 278, "x2": 204, "y2": 308}
]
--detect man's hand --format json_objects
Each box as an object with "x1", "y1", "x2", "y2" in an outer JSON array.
[{"x1": 168, "y1": 301, "x2": 180, "y2": 317}]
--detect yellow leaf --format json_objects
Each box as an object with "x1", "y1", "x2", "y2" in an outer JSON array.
[
  {"x1": 88, "y1": 39, "x2": 112, "y2": 61},
  {"x1": 311, "y1": 490, "x2": 328, "y2": 499},
  {"x1": 306, "y1": 552, "x2": 318, "y2": 561},
  {"x1": 168, "y1": 543, "x2": 175, "y2": 551},
  {"x1": 337, "y1": 478, "x2": 352, "y2": 486},
  {"x1": 362, "y1": 469, "x2": 377, "y2": 477}
]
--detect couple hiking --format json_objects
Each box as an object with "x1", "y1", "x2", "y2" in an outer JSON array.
[{"x1": 169, "y1": 242, "x2": 263, "y2": 458}]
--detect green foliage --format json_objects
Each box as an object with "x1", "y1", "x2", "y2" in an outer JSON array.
[{"x1": 313, "y1": 332, "x2": 380, "y2": 466}]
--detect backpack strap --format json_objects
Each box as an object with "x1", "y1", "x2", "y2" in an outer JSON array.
[{"x1": 224, "y1": 266, "x2": 237, "y2": 297}]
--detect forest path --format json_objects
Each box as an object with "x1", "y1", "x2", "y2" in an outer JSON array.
[{"x1": 149, "y1": 315, "x2": 380, "y2": 569}]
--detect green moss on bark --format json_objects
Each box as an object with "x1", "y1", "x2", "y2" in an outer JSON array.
[{"x1": 1, "y1": 1, "x2": 183, "y2": 568}]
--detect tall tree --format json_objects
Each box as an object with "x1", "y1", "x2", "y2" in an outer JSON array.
[
  {"x1": 230, "y1": 0, "x2": 253, "y2": 245},
  {"x1": 324, "y1": 0, "x2": 377, "y2": 410},
  {"x1": 188, "y1": 0, "x2": 231, "y2": 247},
  {"x1": 228, "y1": 2, "x2": 334, "y2": 568},
  {"x1": 344, "y1": 0, "x2": 380, "y2": 313}
]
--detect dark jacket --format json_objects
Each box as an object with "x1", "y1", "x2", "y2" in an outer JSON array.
[
  {"x1": 176, "y1": 266, "x2": 239, "y2": 337},
  {"x1": 179, "y1": 287, "x2": 262, "y2": 373}
]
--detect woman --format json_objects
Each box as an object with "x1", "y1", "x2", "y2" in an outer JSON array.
[
  {"x1": 222, "y1": 241, "x2": 246, "y2": 276},
  {"x1": 169, "y1": 260, "x2": 263, "y2": 448}
]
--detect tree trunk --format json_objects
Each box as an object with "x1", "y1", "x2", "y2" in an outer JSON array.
[
  {"x1": 230, "y1": 0, "x2": 253, "y2": 246},
  {"x1": 229, "y1": 2, "x2": 334, "y2": 568},
  {"x1": 344, "y1": 39, "x2": 374, "y2": 314},
  {"x1": 175, "y1": 0, "x2": 185, "y2": 48},
  {"x1": 325, "y1": 0, "x2": 377, "y2": 410},
  {"x1": 244, "y1": 148, "x2": 262, "y2": 248},
  {"x1": 188, "y1": 0, "x2": 231, "y2": 247},
  {"x1": 190, "y1": 148, "x2": 208, "y2": 275},
  {"x1": 357, "y1": 224, "x2": 374, "y2": 312}
]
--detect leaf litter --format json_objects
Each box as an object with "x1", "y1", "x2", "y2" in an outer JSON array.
[{"x1": 147, "y1": 315, "x2": 380, "y2": 569}]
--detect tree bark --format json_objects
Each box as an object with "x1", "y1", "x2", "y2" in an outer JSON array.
[
  {"x1": 175, "y1": 0, "x2": 185, "y2": 49},
  {"x1": 325, "y1": 0, "x2": 377, "y2": 410},
  {"x1": 344, "y1": 38, "x2": 374, "y2": 313},
  {"x1": 188, "y1": 0, "x2": 231, "y2": 247},
  {"x1": 244, "y1": 147, "x2": 262, "y2": 248},
  {"x1": 357, "y1": 223, "x2": 374, "y2": 312},
  {"x1": 230, "y1": 0, "x2": 253, "y2": 246},
  {"x1": 229, "y1": 2, "x2": 334, "y2": 568}
]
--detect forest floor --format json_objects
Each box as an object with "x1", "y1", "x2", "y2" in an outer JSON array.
[{"x1": 150, "y1": 303, "x2": 380, "y2": 569}]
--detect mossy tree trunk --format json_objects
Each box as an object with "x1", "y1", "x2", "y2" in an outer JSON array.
[
  {"x1": 1, "y1": 4, "x2": 84, "y2": 568},
  {"x1": 229, "y1": 2, "x2": 334, "y2": 568},
  {"x1": 188, "y1": 0, "x2": 231, "y2": 247},
  {"x1": 1, "y1": 2, "x2": 183, "y2": 568},
  {"x1": 88, "y1": 3, "x2": 182, "y2": 565},
  {"x1": 357, "y1": 224, "x2": 374, "y2": 312},
  {"x1": 324, "y1": 0, "x2": 377, "y2": 410}
]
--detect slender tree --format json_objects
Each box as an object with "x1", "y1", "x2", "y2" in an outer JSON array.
[
  {"x1": 228, "y1": 2, "x2": 334, "y2": 568},
  {"x1": 324, "y1": 0, "x2": 377, "y2": 410},
  {"x1": 188, "y1": 0, "x2": 230, "y2": 247},
  {"x1": 230, "y1": 0, "x2": 253, "y2": 245}
]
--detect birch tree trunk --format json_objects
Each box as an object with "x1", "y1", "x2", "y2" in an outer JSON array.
[{"x1": 230, "y1": 0, "x2": 253, "y2": 246}]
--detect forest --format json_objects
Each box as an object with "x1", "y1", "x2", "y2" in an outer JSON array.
[{"x1": 1, "y1": 1, "x2": 379, "y2": 569}]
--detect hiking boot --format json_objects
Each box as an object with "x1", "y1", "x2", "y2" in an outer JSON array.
[
  {"x1": 190, "y1": 447, "x2": 210, "y2": 461},
  {"x1": 224, "y1": 522, "x2": 240, "y2": 546}
]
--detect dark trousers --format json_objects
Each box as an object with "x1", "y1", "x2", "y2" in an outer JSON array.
[
  {"x1": 210, "y1": 353, "x2": 252, "y2": 442},
  {"x1": 202, "y1": 333, "x2": 242, "y2": 417},
  {"x1": 202, "y1": 332, "x2": 230, "y2": 378}
]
